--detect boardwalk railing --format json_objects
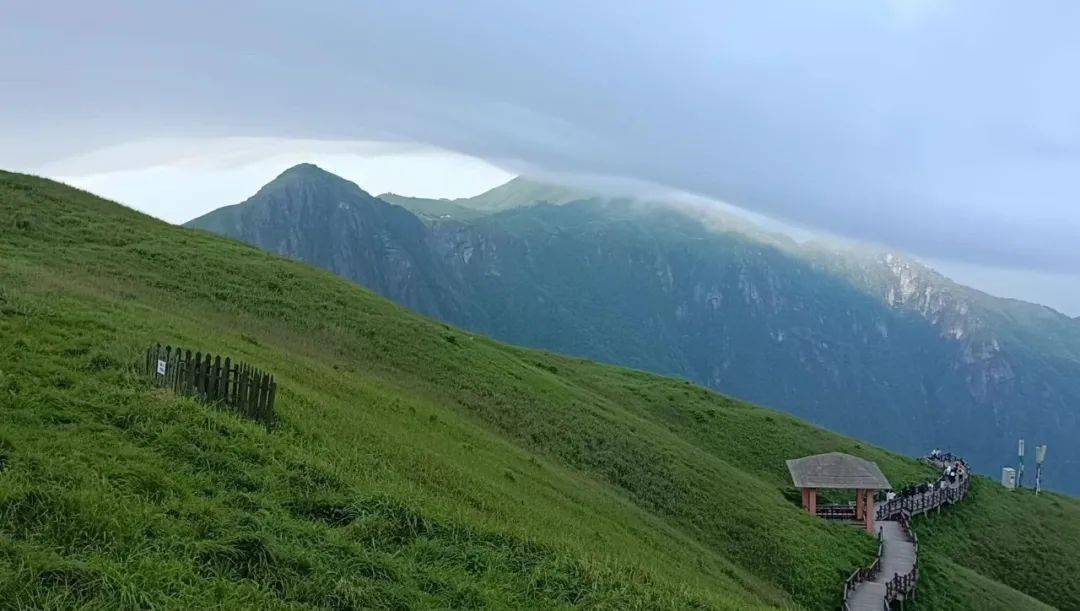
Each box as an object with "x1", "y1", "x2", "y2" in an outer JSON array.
[
  {"x1": 877, "y1": 465, "x2": 971, "y2": 521},
  {"x1": 143, "y1": 344, "x2": 277, "y2": 425},
  {"x1": 818, "y1": 504, "x2": 857, "y2": 520},
  {"x1": 843, "y1": 453, "x2": 971, "y2": 610},
  {"x1": 843, "y1": 527, "x2": 884, "y2": 606},
  {"x1": 883, "y1": 510, "x2": 919, "y2": 604}
]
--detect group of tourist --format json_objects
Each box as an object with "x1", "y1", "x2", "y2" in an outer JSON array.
[
  {"x1": 883, "y1": 451, "x2": 968, "y2": 503},
  {"x1": 928, "y1": 448, "x2": 958, "y2": 463},
  {"x1": 930, "y1": 449, "x2": 968, "y2": 484},
  {"x1": 943, "y1": 460, "x2": 966, "y2": 483},
  {"x1": 895, "y1": 482, "x2": 930, "y2": 498}
]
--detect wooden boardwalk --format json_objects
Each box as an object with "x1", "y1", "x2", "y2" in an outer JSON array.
[
  {"x1": 845, "y1": 521, "x2": 916, "y2": 610},
  {"x1": 843, "y1": 456, "x2": 970, "y2": 610}
]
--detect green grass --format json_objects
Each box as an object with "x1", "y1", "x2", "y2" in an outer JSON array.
[
  {"x1": 914, "y1": 553, "x2": 1053, "y2": 611},
  {"x1": 913, "y1": 479, "x2": 1080, "y2": 609},
  {"x1": 0, "y1": 170, "x2": 1074, "y2": 609}
]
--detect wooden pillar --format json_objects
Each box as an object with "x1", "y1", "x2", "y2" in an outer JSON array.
[
  {"x1": 855, "y1": 488, "x2": 864, "y2": 520},
  {"x1": 801, "y1": 488, "x2": 810, "y2": 512},
  {"x1": 808, "y1": 489, "x2": 817, "y2": 515},
  {"x1": 864, "y1": 489, "x2": 875, "y2": 533}
]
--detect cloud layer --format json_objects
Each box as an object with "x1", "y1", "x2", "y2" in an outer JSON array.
[{"x1": 3, "y1": 1, "x2": 1079, "y2": 274}]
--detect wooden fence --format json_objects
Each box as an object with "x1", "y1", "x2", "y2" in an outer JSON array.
[{"x1": 143, "y1": 344, "x2": 277, "y2": 425}]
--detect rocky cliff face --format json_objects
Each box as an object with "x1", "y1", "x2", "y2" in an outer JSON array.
[
  {"x1": 822, "y1": 252, "x2": 1012, "y2": 399},
  {"x1": 187, "y1": 166, "x2": 1080, "y2": 494},
  {"x1": 822, "y1": 249, "x2": 1080, "y2": 482},
  {"x1": 187, "y1": 164, "x2": 468, "y2": 322}
]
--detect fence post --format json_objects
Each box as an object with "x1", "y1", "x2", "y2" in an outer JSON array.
[
  {"x1": 237, "y1": 363, "x2": 248, "y2": 415},
  {"x1": 160, "y1": 345, "x2": 169, "y2": 388},
  {"x1": 211, "y1": 356, "x2": 222, "y2": 401},
  {"x1": 250, "y1": 371, "x2": 260, "y2": 421},
  {"x1": 206, "y1": 355, "x2": 215, "y2": 401},
  {"x1": 193, "y1": 352, "x2": 203, "y2": 398},
  {"x1": 259, "y1": 373, "x2": 270, "y2": 424},
  {"x1": 266, "y1": 376, "x2": 276, "y2": 425},
  {"x1": 243, "y1": 367, "x2": 254, "y2": 418},
  {"x1": 201, "y1": 353, "x2": 212, "y2": 400},
  {"x1": 181, "y1": 350, "x2": 190, "y2": 395},
  {"x1": 241, "y1": 367, "x2": 251, "y2": 418},
  {"x1": 258, "y1": 370, "x2": 267, "y2": 420},
  {"x1": 221, "y1": 357, "x2": 231, "y2": 403},
  {"x1": 164, "y1": 346, "x2": 174, "y2": 388},
  {"x1": 231, "y1": 363, "x2": 239, "y2": 409},
  {"x1": 171, "y1": 348, "x2": 181, "y2": 393},
  {"x1": 232, "y1": 361, "x2": 240, "y2": 406},
  {"x1": 251, "y1": 369, "x2": 262, "y2": 419},
  {"x1": 252, "y1": 372, "x2": 263, "y2": 422},
  {"x1": 256, "y1": 369, "x2": 265, "y2": 419},
  {"x1": 173, "y1": 350, "x2": 180, "y2": 395},
  {"x1": 195, "y1": 353, "x2": 203, "y2": 399}
]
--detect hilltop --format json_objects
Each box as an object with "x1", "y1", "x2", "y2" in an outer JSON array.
[
  {"x1": 189, "y1": 165, "x2": 1080, "y2": 495},
  {"x1": 380, "y1": 176, "x2": 590, "y2": 215},
  {"x1": 3, "y1": 170, "x2": 1077, "y2": 609}
]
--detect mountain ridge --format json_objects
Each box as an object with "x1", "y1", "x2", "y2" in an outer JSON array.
[
  {"x1": 379, "y1": 175, "x2": 591, "y2": 215},
  {"x1": 187, "y1": 165, "x2": 1080, "y2": 495}
]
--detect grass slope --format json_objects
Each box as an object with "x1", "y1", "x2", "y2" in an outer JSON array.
[
  {"x1": 914, "y1": 479, "x2": 1079, "y2": 610},
  {"x1": 0, "y1": 171, "x2": 1073, "y2": 609}
]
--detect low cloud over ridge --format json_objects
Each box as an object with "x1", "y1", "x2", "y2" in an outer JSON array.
[{"x1": 3, "y1": 1, "x2": 1079, "y2": 276}]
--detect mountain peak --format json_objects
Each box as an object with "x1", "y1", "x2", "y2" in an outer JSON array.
[
  {"x1": 183, "y1": 162, "x2": 380, "y2": 230},
  {"x1": 256, "y1": 162, "x2": 375, "y2": 198},
  {"x1": 274, "y1": 162, "x2": 340, "y2": 182}
]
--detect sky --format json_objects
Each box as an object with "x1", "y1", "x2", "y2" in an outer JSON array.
[
  {"x1": 2, "y1": 1, "x2": 1079, "y2": 315},
  {"x1": 34, "y1": 138, "x2": 515, "y2": 223}
]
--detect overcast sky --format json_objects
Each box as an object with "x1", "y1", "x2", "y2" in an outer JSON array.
[
  {"x1": 3, "y1": 1, "x2": 1079, "y2": 315},
  {"x1": 34, "y1": 138, "x2": 515, "y2": 222}
]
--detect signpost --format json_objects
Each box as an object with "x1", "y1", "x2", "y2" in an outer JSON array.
[{"x1": 156, "y1": 359, "x2": 167, "y2": 375}]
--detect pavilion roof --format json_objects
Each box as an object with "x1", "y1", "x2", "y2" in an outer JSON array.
[{"x1": 786, "y1": 452, "x2": 892, "y2": 490}]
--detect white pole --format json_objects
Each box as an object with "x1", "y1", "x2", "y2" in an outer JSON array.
[
  {"x1": 1017, "y1": 439, "x2": 1025, "y2": 489},
  {"x1": 1035, "y1": 445, "x2": 1047, "y2": 495}
]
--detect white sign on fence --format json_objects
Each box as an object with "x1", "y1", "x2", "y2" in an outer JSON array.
[{"x1": 156, "y1": 359, "x2": 167, "y2": 375}]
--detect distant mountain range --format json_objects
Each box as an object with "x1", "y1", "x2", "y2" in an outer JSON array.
[{"x1": 187, "y1": 164, "x2": 1080, "y2": 493}]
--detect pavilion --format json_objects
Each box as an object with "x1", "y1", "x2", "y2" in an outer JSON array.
[{"x1": 786, "y1": 452, "x2": 891, "y2": 533}]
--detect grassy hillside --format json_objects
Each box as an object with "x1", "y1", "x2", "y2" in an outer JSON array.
[
  {"x1": 0, "y1": 171, "x2": 1073, "y2": 609},
  {"x1": 914, "y1": 479, "x2": 1079, "y2": 609}
]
